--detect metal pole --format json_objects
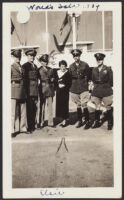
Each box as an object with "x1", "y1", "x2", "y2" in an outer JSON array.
[
  {"x1": 72, "y1": 13, "x2": 76, "y2": 49},
  {"x1": 102, "y1": 11, "x2": 105, "y2": 52},
  {"x1": 45, "y1": 11, "x2": 49, "y2": 53}
]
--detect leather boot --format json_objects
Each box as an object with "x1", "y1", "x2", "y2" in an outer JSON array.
[
  {"x1": 84, "y1": 112, "x2": 95, "y2": 129},
  {"x1": 76, "y1": 107, "x2": 82, "y2": 128},
  {"x1": 107, "y1": 108, "x2": 113, "y2": 130},
  {"x1": 82, "y1": 108, "x2": 89, "y2": 126},
  {"x1": 100, "y1": 111, "x2": 108, "y2": 125},
  {"x1": 92, "y1": 110, "x2": 101, "y2": 128}
]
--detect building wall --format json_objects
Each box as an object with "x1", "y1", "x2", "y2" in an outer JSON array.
[{"x1": 11, "y1": 11, "x2": 113, "y2": 53}]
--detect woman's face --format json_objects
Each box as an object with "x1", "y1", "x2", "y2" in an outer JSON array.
[
  {"x1": 60, "y1": 64, "x2": 66, "y2": 72},
  {"x1": 41, "y1": 61, "x2": 48, "y2": 67}
]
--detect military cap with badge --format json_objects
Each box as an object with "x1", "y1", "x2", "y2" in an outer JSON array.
[
  {"x1": 38, "y1": 54, "x2": 49, "y2": 63},
  {"x1": 11, "y1": 49, "x2": 22, "y2": 58},
  {"x1": 71, "y1": 49, "x2": 82, "y2": 57},
  {"x1": 25, "y1": 49, "x2": 37, "y2": 56},
  {"x1": 94, "y1": 53, "x2": 106, "y2": 61}
]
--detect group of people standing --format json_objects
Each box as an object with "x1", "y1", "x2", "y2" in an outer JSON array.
[{"x1": 11, "y1": 48, "x2": 113, "y2": 137}]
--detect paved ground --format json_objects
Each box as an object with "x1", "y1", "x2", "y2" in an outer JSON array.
[{"x1": 12, "y1": 111, "x2": 113, "y2": 188}]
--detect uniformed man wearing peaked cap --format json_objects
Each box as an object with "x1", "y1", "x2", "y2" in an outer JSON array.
[
  {"x1": 11, "y1": 49, "x2": 28, "y2": 137},
  {"x1": 36, "y1": 54, "x2": 55, "y2": 128},
  {"x1": 85, "y1": 53, "x2": 113, "y2": 130},
  {"x1": 69, "y1": 49, "x2": 91, "y2": 128},
  {"x1": 22, "y1": 48, "x2": 39, "y2": 132}
]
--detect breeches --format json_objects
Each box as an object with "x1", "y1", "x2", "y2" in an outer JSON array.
[
  {"x1": 70, "y1": 91, "x2": 90, "y2": 108},
  {"x1": 88, "y1": 95, "x2": 113, "y2": 112}
]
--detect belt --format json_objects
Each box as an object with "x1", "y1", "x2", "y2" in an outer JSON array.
[
  {"x1": 11, "y1": 80, "x2": 21, "y2": 84},
  {"x1": 95, "y1": 82, "x2": 107, "y2": 84},
  {"x1": 29, "y1": 78, "x2": 37, "y2": 81},
  {"x1": 42, "y1": 80, "x2": 49, "y2": 83}
]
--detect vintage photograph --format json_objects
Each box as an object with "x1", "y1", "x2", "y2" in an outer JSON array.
[{"x1": 3, "y1": 2, "x2": 122, "y2": 198}]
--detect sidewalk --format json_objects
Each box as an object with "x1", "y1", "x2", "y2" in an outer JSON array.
[{"x1": 12, "y1": 121, "x2": 113, "y2": 188}]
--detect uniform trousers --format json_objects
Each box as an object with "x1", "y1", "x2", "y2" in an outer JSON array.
[
  {"x1": 70, "y1": 91, "x2": 90, "y2": 109},
  {"x1": 88, "y1": 95, "x2": 113, "y2": 112},
  {"x1": 40, "y1": 96, "x2": 54, "y2": 126},
  {"x1": 27, "y1": 96, "x2": 38, "y2": 130},
  {"x1": 11, "y1": 99, "x2": 27, "y2": 133}
]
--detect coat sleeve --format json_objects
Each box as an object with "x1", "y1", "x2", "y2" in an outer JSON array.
[
  {"x1": 108, "y1": 67, "x2": 113, "y2": 87},
  {"x1": 21, "y1": 63, "x2": 29, "y2": 93},
  {"x1": 11, "y1": 65, "x2": 21, "y2": 81},
  {"x1": 85, "y1": 64, "x2": 91, "y2": 82}
]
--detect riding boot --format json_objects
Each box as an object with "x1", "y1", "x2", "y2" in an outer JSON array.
[
  {"x1": 92, "y1": 110, "x2": 101, "y2": 128},
  {"x1": 84, "y1": 112, "x2": 95, "y2": 129},
  {"x1": 100, "y1": 111, "x2": 108, "y2": 125},
  {"x1": 82, "y1": 108, "x2": 89, "y2": 126},
  {"x1": 76, "y1": 107, "x2": 82, "y2": 128},
  {"x1": 107, "y1": 108, "x2": 113, "y2": 130}
]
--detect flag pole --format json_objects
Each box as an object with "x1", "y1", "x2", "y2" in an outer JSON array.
[
  {"x1": 102, "y1": 11, "x2": 105, "y2": 52},
  {"x1": 45, "y1": 11, "x2": 49, "y2": 53},
  {"x1": 72, "y1": 13, "x2": 76, "y2": 49}
]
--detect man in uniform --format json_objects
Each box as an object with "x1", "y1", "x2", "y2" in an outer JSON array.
[
  {"x1": 11, "y1": 49, "x2": 28, "y2": 137},
  {"x1": 69, "y1": 49, "x2": 90, "y2": 128},
  {"x1": 22, "y1": 49, "x2": 38, "y2": 132},
  {"x1": 85, "y1": 53, "x2": 113, "y2": 130},
  {"x1": 37, "y1": 54, "x2": 55, "y2": 128}
]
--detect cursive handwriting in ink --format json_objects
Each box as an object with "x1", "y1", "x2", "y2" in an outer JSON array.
[
  {"x1": 58, "y1": 3, "x2": 80, "y2": 9},
  {"x1": 27, "y1": 3, "x2": 100, "y2": 12},
  {"x1": 40, "y1": 188, "x2": 64, "y2": 196},
  {"x1": 96, "y1": 5, "x2": 100, "y2": 11},
  {"x1": 27, "y1": 4, "x2": 53, "y2": 11},
  {"x1": 81, "y1": 3, "x2": 100, "y2": 11}
]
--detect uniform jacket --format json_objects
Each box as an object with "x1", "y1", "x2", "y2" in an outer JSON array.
[
  {"x1": 91, "y1": 65, "x2": 113, "y2": 98},
  {"x1": 11, "y1": 62, "x2": 26, "y2": 99},
  {"x1": 22, "y1": 62, "x2": 38, "y2": 97},
  {"x1": 69, "y1": 60, "x2": 90, "y2": 94},
  {"x1": 38, "y1": 66, "x2": 55, "y2": 97}
]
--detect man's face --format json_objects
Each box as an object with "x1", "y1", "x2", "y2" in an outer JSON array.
[
  {"x1": 73, "y1": 55, "x2": 80, "y2": 63},
  {"x1": 96, "y1": 59, "x2": 103, "y2": 66},
  {"x1": 27, "y1": 55, "x2": 35, "y2": 62},
  {"x1": 13, "y1": 56, "x2": 21, "y2": 63}
]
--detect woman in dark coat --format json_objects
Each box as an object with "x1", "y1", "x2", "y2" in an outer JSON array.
[{"x1": 55, "y1": 60, "x2": 72, "y2": 127}]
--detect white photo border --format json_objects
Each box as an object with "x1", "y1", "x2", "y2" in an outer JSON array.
[{"x1": 2, "y1": 2, "x2": 122, "y2": 198}]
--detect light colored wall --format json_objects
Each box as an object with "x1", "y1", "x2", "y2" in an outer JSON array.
[{"x1": 11, "y1": 11, "x2": 113, "y2": 53}]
